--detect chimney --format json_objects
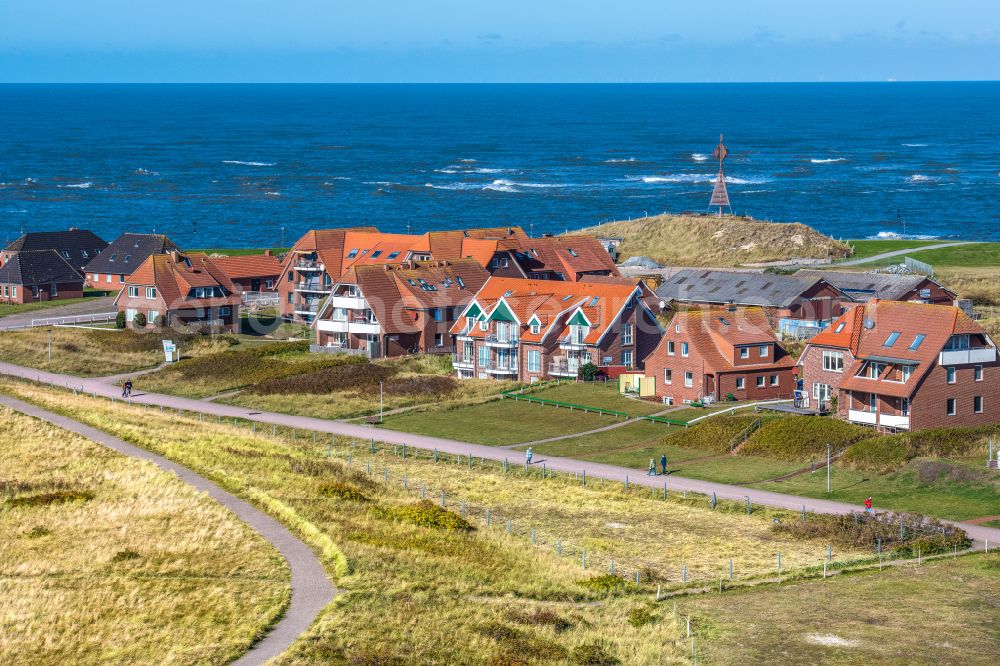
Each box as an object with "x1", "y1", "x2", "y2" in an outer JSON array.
[
  {"x1": 264, "y1": 249, "x2": 272, "y2": 257},
  {"x1": 169, "y1": 250, "x2": 181, "y2": 263}
]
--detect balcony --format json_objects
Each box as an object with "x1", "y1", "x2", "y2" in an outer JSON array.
[
  {"x1": 327, "y1": 294, "x2": 367, "y2": 309},
  {"x1": 294, "y1": 258, "x2": 322, "y2": 271},
  {"x1": 294, "y1": 301, "x2": 322, "y2": 316},
  {"x1": 549, "y1": 361, "x2": 579, "y2": 377},
  {"x1": 316, "y1": 318, "x2": 381, "y2": 335},
  {"x1": 451, "y1": 353, "x2": 475, "y2": 369},
  {"x1": 559, "y1": 336, "x2": 589, "y2": 350},
  {"x1": 310, "y1": 344, "x2": 374, "y2": 358},
  {"x1": 847, "y1": 409, "x2": 877, "y2": 425},
  {"x1": 294, "y1": 280, "x2": 333, "y2": 294},
  {"x1": 879, "y1": 413, "x2": 911, "y2": 430},
  {"x1": 484, "y1": 365, "x2": 518, "y2": 375},
  {"x1": 483, "y1": 334, "x2": 518, "y2": 347},
  {"x1": 939, "y1": 347, "x2": 997, "y2": 365}
]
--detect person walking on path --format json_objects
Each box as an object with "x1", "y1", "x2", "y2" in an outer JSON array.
[
  {"x1": 648, "y1": 458, "x2": 656, "y2": 476},
  {"x1": 120, "y1": 380, "x2": 127, "y2": 398},
  {"x1": 124, "y1": 379, "x2": 133, "y2": 398},
  {"x1": 660, "y1": 454, "x2": 667, "y2": 476},
  {"x1": 864, "y1": 496, "x2": 873, "y2": 514},
  {"x1": 525, "y1": 447, "x2": 533, "y2": 465}
]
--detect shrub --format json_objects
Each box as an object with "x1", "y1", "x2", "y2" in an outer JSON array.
[
  {"x1": 771, "y1": 510, "x2": 969, "y2": 553},
  {"x1": 627, "y1": 607, "x2": 654, "y2": 628},
  {"x1": 842, "y1": 423, "x2": 999, "y2": 472},
  {"x1": 740, "y1": 417, "x2": 870, "y2": 460},
  {"x1": 375, "y1": 500, "x2": 474, "y2": 531},
  {"x1": 24, "y1": 526, "x2": 51, "y2": 538},
  {"x1": 318, "y1": 481, "x2": 369, "y2": 502},
  {"x1": 133, "y1": 312, "x2": 147, "y2": 328},
  {"x1": 111, "y1": 549, "x2": 141, "y2": 563},
  {"x1": 578, "y1": 574, "x2": 632, "y2": 594},
  {"x1": 580, "y1": 362, "x2": 600, "y2": 381},
  {"x1": 508, "y1": 608, "x2": 572, "y2": 633},
  {"x1": 382, "y1": 375, "x2": 457, "y2": 397},
  {"x1": 840, "y1": 437, "x2": 909, "y2": 472},
  {"x1": 250, "y1": 359, "x2": 392, "y2": 395},
  {"x1": 154, "y1": 314, "x2": 167, "y2": 327},
  {"x1": 115, "y1": 311, "x2": 126, "y2": 329},
  {"x1": 6, "y1": 489, "x2": 94, "y2": 508},
  {"x1": 572, "y1": 642, "x2": 619, "y2": 666},
  {"x1": 477, "y1": 622, "x2": 568, "y2": 664}
]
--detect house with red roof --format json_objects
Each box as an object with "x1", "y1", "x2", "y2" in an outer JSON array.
[
  {"x1": 450, "y1": 277, "x2": 660, "y2": 382},
  {"x1": 642, "y1": 308, "x2": 796, "y2": 405},
  {"x1": 212, "y1": 252, "x2": 282, "y2": 294},
  {"x1": 114, "y1": 251, "x2": 242, "y2": 331},
  {"x1": 277, "y1": 226, "x2": 618, "y2": 322},
  {"x1": 798, "y1": 300, "x2": 999, "y2": 431},
  {"x1": 312, "y1": 259, "x2": 491, "y2": 358}
]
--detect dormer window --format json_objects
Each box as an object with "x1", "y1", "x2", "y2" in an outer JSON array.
[{"x1": 530, "y1": 322, "x2": 541, "y2": 335}]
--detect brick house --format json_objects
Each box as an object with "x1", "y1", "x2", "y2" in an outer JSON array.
[
  {"x1": 798, "y1": 300, "x2": 999, "y2": 431},
  {"x1": 212, "y1": 252, "x2": 283, "y2": 294},
  {"x1": 278, "y1": 226, "x2": 618, "y2": 322},
  {"x1": 1, "y1": 228, "x2": 108, "y2": 275},
  {"x1": 0, "y1": 250, "x2": 84, "y2": 304},
  {"x1": 656, "y1": 269, "x2": 845, "y2": 338},
  {"x1": 642, "y1": 307, "x2": 796, "y2": 405},
  {"x1": 450, "y1": 277, "x2": 661, "y2": 382},
  {"x1": 83, "y1": 233, "x2": 178, "y2": 289},
  {"x1": 794, "y1": 270, "x2": 958, "y2": 306},
  {"x1": 114, "y1": 251, "x2": 241, "y2": 331},
  {"x1": 313, "y1": 259, "x2": 490, "y2": 358}
]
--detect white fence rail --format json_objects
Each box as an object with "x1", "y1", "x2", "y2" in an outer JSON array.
[{"x1": 28, "y1": 312, "x2": 119, "y2": 328}]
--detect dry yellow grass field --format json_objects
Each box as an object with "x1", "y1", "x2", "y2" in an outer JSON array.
[
  {"x1": 577, "y1": 214, "x2": 850, "y2": 266},
  {"x1": 0, "y1": 378, "x2": 881, "y2": 665},
  {"x1": 0, "y1": 406, "x2": 289, "y2": 665}
]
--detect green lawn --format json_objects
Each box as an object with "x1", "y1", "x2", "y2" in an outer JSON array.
[
  {"x1": 751, "y1": 456, "x2": 1000, "y2": 521},
  {"x1": 677, "y1": 553, "x2": 1000, "y2": 666},
  {"x1": 380, "y1": 398, "x2": 625, "y2": 446},
  {"x1": 844, "y1": 239, "x2": 954, "y2": 260},
  {"x1": 524, "y1": 381, "x2": 665, "y2": 416},
  {"x1": 665, "y1": 401, "x2": 759, "y2": 423}
]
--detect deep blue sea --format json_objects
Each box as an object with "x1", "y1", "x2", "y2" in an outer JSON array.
[{"x1": 2, "y1": 83, "x2": 999, "y2": 248}]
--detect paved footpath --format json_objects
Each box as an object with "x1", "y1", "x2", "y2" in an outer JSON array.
[
  {"x1": 2, "y1": 360, "x2": 998, "y2": 546},
  {"x1": 834, "y1": 241, "x2": 974, "y2": 267},
  {"x1": 0, "y1": 392, "x2": 335, "y2": 666}
]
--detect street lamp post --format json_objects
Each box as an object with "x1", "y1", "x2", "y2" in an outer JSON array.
[
  {"x1": 379, "y1": 381, "x2": 384, "y2": 423},
  {"x1": 826, "y1": 444, "x2": 831, "y2": 495}
]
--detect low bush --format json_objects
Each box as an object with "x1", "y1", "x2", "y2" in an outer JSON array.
[
  {"x1": 771, "y1": 510, "x2": 969, "y2": 554},
  {"x1": 24, "y1": 526, "x2": 50, "y2": 538},
  {"x1": 740, "y1": 417, "x2": 870, "y2": 460},
  {"x1": 572, "y1": 642, "x2": 619, "y2": 666},
  {"x1": 382, "y1": 375, "x2": 457, "y2": 397},
  {"x1": 374, "y1": 500, "x2": 474, "y2": 531},
  {"x1": 249, "y1": 360, "x2": 392, "y2": 395},
  {"x1": 477, "y1": 621, "x2": 568, "y2": 664},
  {"x1": 318, "y1": 481, "x2": 369, "y2": 502},
  {"x1": 508, "y1": 608, "x2": 572, "y2": 633},
  {"x1": 664, "y1": 415, "x2": 761, "y2": 453},
  {"x1": 110, "y1": 549, "x2": 141, "y2": 563},
  {"x1": 115, "y1": 311, "x2": 126, "y2": 329},
  {"x1": 133, "y1": 312, "x2": 147, "y2": 328},
  {"x1": 627, "y1": 606, "x2": 654, "y2": 628},
  {"x1": 578, "y1": 574, "x2": 633, "y2": 594},
  {"x1": 840, "y1": 437, "x2": 909, "y2": 473},
  {"x1": 6, "y1": 489, "x2": 94, "y2": 508}
]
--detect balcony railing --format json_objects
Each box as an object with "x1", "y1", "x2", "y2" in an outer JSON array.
[
  {"x1": 483, "y1": 334, "x2": 518, "y2": 346},
  {"x1": 939, "y1": 347, "x2": 997, "y2": 366},
  {"x1": 295, "y1": 301, "x2": 321, "y2": 314},
  {"x1": 549, "y1": 362, "x2": 580, "y2": 376},
  {"x1": 294, "y1": 258, "x2": 322, "y2": 270},
  {"x1": 451, "y1": 353, "x2": 475, "y2": 368},
  {"x1": 295, "y1": 280, "x2": 331, "y2": 293}
]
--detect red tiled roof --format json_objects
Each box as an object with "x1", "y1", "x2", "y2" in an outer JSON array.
[
  {"x1": 659, "y1": 308, "x2": 795, "y2": 374},
  {"x1": 212, "y1": 254, "x2": 283, "y2": 280},
  {"x1": 123, "y1": 252, "x2": 240, "y2": 309}
]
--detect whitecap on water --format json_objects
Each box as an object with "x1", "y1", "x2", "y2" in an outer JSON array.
[
  {"x1": 57, "y1": 182, "x2": 93, "y2": 189},
  {"x1": 810, "y1": 158, "x2": 847, "y2": 164},
  {"x1": 222, "y1": 160, "x2": 276, "y2": 167}
]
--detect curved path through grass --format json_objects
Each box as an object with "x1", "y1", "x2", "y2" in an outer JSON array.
[
  {"x1": 0, "y1": 391, "x2": 336, "y2": 666},
  {"x1": 2, "y1": 359, "x2": 998, "y2": 547},
  {"x1": 834, "y1": 241, "x2": 974, "y2": 266}
]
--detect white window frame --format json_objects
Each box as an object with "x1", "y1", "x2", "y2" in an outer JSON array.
[
  {"x1": 756, "y1": 375, "x2": 765, "y2": 388},
  {"x1": 759, "y1": 345, "x2": 768, "y2": 357},
  {"x1": 736, "y1": 377, "x2": 745, "y2": 390},
  {"x1": 530, "y1": 322, "x2": 541, "y2": 335},
  {"x1": 683, "y1": 371, "x2": 693, "y2": 388},
  {"x1": 622, "y1": 322, "x2": 633, "y2": 345},
  {"x1": 680, "y1": 342, "x2": 689, "y2": 357},
  {"x1": 106, "y1": 273, "x2": 112, "y2": 283},
  {"x1": 622, "y1": 350, "x2": 633, "y2": 367},
  {"x1": 946, "y1": 367, "x2": 956, "y2": 384},
  {"x1": 434, "y1": 333, "x2": 443, "y2": 347},
  {"x1": 145, "y1": 286, "x2": 157, "y2": 299},
  {"x1": 974, "y1": 395, "x2": 983, "y2": 414},
  {"x1": 528, "y1": 350, "x2": 541, "y2": 373},
  {"x1": 740, "y1": 347, "x2": 750, "y2": 359},
  {"x1": 946, "y1": 397, "x2": 957, "y2": 416},
  {"x1": 219, "y1": 306, "x2": 231, "y2": 316},
  {"x1": 667, "y1": 341, "x2": 675, "y2": 356},
  {"x1": 128, "y1": 285, "x2": 139, "y2": 298},
  {"x1": 770, "y1": 374, "x2": 779, "y2": 387},
  {"x1": 975, "y1": 364, "x2": 983, "y2": 382},
  {"x1": 663, "y1": 368, "x2": 672, "y2": 384},
  {"x1": 822, "y1": 350, "x2": 844, "y2": 372}
]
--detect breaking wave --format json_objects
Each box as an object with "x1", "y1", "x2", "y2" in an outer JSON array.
[
  {"x1": 630, "y1": 174, "x2": 770, "y2": 185},
  {"x1": 901, "y1": 143, "x2": 928, "y2": 147},
  {"x1": 691, "y1": 153, "x2": 709, "y2": 162},
  {"x1": 810, "y1": 158, "x2": 847, "y2": 164},
  {"x1": 222, "y1": 160, "x2": 276, "y2": 166},
  {"x1": 604, "y1": 157, "x2": 637, "y2": 163},
  {"x1": 57, "y1": 182, "x2": 93, "y2": 189},
  {"x1": 870, "y1": 231, "x2": 940, "y2": 240},
  {"x1": 907, "y1": 174, "x2": 936, "y2": 183},
  {"x1": 134, "y1": 168, "x2": 159, "y2": 175}
]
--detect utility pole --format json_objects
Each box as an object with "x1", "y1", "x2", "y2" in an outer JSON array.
[
  {"x1": 826, "y1": 444, "x2": 831, "y2": 495},
  {"x1": 48, "y1": 328, "x2": 52, "y2": 365},
  {"x1": 379, "y1": 381, "x2": 384, "y2": 423}
]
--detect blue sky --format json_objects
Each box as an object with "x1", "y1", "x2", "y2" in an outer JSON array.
[{"x1": 2, "y1": 1, "x2": 998, "y2": 82}]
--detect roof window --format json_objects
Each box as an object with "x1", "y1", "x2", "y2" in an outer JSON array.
[
  {"x1": 834, "y1": 322, "x2": 845, "y2": 333},
  {"x1": 456, "y1": 276, "x2": 465, "y2": 288},
  {"x1": 347, "y1": 249, "x2": 359, "y2": 259},
  {"x1": 884, "y1": 331, "x2": 901, "y2": 347},
  {"x1": 387, "y1": 252, "x2": 399, "y2": 260},
  {"x1": 589, "y1": 296, "x2": 600, "y2": 307},
  {"x1": 718, "y1": 316, "x2": 730, "y2": 326},
  {"x1": 110, "y1": 254, "x2": 117, "y2": 262},
  {"x1": 561, "y1": 294, "x2": 573, "y2": 301},
  {"x1": 567, "y1": 248, "x2": 578, "y2": 257},
  {"x1": 123, "y1": 254, "x2": 131, "y2": 263},
  {"x1": 371, "y1": 250, "x2": 383, "y2": 258},
  {"x1": 908, "y1": 333, "x2": 926, "y2": 350},
  {"x1": 407, "y1": 278, "x2": 417, "y2": 286},
  {"x1": 503, "y1": 290, "x2": 515, "y2": 297}
]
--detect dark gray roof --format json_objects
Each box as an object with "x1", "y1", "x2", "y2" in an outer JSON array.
[
  {"x1": 83, "y1": 233, "x2": 179, "y2": 276},
  {"x1": 0, "y1": 250, "x2": 85, "y2": 287},
  {"x1": 4, "y1": 229, "x2": 108, "y2": 272},
  {"x1": 655, "y1": 269, "x2": 829, "y2": 308},
  {"x1": 794, "y1": 270, "x2": 951, "y2": 302}
]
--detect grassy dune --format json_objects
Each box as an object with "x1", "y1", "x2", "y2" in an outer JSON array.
[
  {"x1": 0, "y1": 406, "x2": 289, "y2": 665},
  {"x1": 2, "y1": 378, "x2": 908, "y2": 665},
  {"x1": 577, "y1": 214, "x2": 850, "y2": 266}
]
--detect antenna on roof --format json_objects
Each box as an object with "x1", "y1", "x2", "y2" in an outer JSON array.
[{"x1": 709, "y1": 133, "x2": 733, "y2": 218}]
